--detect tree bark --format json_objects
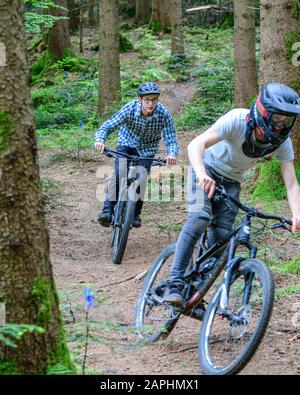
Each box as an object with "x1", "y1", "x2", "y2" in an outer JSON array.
[
  {"x1": 67, "y1": 0, "x2": 80, "y2": 31},
  {"x1": 234, "y1": 0, "x2": 258, "y2": 107},
  {"x1": 0, "y1": 0, "x2": 74, "y2": 374},
  {"x1": 136, "y1": 0, "x2": 151, "y2": 23},
  {"x1": 171, "y1": 0, "x2": 185, "y2": 56},
  {"x1": 151, "y1": 0, "x2": 170, "y2": 27},
  {"x1": 48, "y1": 0, "x2": 72, "y2": 59},
  {"x1": 260, "y1": 0, "x2": 300, "y2": 161},
  {"x1": 98, "y1": 0, "x2": 121, "y2": 114}
]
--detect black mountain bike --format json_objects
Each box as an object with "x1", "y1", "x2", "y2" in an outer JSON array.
[
  {"x1": 103, "y1": 148, "x2": 166, "y2": 264},
  {"x1": 135, "y1": 185, "x2": 292, "y2": 375}
]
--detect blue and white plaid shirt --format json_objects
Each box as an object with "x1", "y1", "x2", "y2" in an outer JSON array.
[{"x1": 95, "y1": 100, "x2": 178, "y2": 157}]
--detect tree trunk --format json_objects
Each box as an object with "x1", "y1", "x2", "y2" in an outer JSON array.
[
  {"x1": 151, "y1": 0, "x2": 170, "y2": 28},
  {"x1": 98, "y1": 0, "x2": 121, "y2": 114},
  {"x1": 67, "y1": 0, "x2": 80, "y2": 31},
  {"x1": 48, "y1": 0, "x2": 72, "y2": 59},
  {"x1": 88, "y1": 0, "x2": 96, "y2": 27},
  {"x1": 234, "y1": 0, "x2": 258, "y2": 107},
  {"x1": 171, "y1": 0, "x2": 185, "y2": 56},
  {"x1": 260, "y1": 0, "x2": 300, "y2": 161},
  {"x1": 136, "y1": 0, "x2": 151, "y2": 23},
  {"x1": 0, "y1": 0, "x2": 74, "y2": 374}
]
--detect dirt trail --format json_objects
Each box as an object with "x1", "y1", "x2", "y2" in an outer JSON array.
[{"x1": 40, "y1": 82, "x2": 299, "y2": 375}]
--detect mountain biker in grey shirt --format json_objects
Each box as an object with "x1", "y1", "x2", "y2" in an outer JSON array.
[{"x1": 164, "y1": 82, "x2": 300, "y2": 305}]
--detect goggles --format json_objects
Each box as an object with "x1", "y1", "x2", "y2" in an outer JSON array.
[{"x1": 269, "y1": 113, "x2": 295, "y2": 131}]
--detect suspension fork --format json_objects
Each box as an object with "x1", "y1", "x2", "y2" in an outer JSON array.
[{"x1": 219, "y1": 219, "x2": 258, "y2": 318}]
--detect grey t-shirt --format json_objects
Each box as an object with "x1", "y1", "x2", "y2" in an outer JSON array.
[{"x1": 204, "y1": 109, "x2": 294, "y2": 183}]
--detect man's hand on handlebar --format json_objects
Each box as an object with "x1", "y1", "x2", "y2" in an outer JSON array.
[{"x1": 95, "y1": 142, "x2": 105, "y2": 153}]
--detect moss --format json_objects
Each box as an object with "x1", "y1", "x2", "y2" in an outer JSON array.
[
  {"x1": 46, "y1": 323, "x2": 76, "y2": 375},
  {"x1": 251, "y1": 158, "x2": 286, "y2": 202},
  {"x1": 29, "y1": 277, "x2": 53, "y2": 327},
  {"x1": 0, "y1": 360, "x2": 18, "y2": 375},
  {"x1": 285, "y1": 31, "x2": 300, "y2": 63},
  {"x1": 282, "y1": 253, "x2": 300, "y2": 275},
  {"x1": 0, "y1": 111, "x2": 14, "y2": 154},
  {"x1": 29, "y1": 277, "x2": 75, "y2": 374}
]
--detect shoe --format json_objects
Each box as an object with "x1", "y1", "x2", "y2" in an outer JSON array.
[
  {"x1": 97, "y1": 209, "x2": 112, "y2": 227},
  {"x1": 132, "y1": 215, "x2": 141, "y2": 228},
  {"x1": 163, "y1": 283, "x2": 184, "y2": 306}
]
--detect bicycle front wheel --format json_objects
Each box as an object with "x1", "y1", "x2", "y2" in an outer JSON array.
[
  {"x1": 198, "y1": 258, "x2": 274, "y2": 375},
  {"x1": 112, "y1": 189, "x2": 136, "y2": 264},
  {"x1": 135, "y1": 243, "x2": 180, "y2": 342}
]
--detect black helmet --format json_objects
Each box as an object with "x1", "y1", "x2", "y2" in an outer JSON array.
[
  {"x1": 243, "y1": 83, "x2": 300, "y2": 158},
  {"x1": 252, "y1": 82, "x2": 300, "y2": 145},
  {"x1": 137, "y1": 82, "x2": 161, "y2": 97}
]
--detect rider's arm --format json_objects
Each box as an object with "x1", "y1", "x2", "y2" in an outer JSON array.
[
  {"x1": 161, "y1": 111, "x2": 178, "y2": 164},
  {"x1": 280, "y1": 160, "x2": 300, "y2": 232},
  {"x1": 188, "y1": 128, "x2": 221, "y2": 198},
  {"x1": 94, "y1": 103, "x2": 131, "y2": 148}
]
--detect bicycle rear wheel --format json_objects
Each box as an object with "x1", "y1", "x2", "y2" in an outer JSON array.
[
  {"x1": 198, "y1": 258, "x2": 274, "y2": 375},
  {"x1": 112, "y1": 188, "x2": 136, "y2": 264},
  {"x1": 135, "y1": 243, "x2": 180, "y2": 342}
]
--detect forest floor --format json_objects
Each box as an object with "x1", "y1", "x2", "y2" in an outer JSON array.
[{"x1": 40, "y1": 81, "x2": 300, "y2": 376}]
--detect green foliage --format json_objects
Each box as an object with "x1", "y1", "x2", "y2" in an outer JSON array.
[
  {"x1": 119, "y1": 33, "x2": 134, "y2": 53},
  {"x1": 251, "y1": 159, "x2": 286, "y2": 202},
  {"x1": 175, "y1": 28, "x2": 234, "y2": 130},
  {"x1": 291, "y1": 0, "x2": 300, "y2": 21},
  {"x1": 251, "y1": 160, "x2": 300, "y2": 202},
  {"x1": 31, "y1": 77, "x2": 98, "y2": 151},
  {"x1": 134, "y1": 29, "x2": 155, "y2": 58},
  {"x1": 167, "y1": 54, "x2": 191, "y2": 82},
  {"x1": 281, "y1": 254, "x2": 300, "y2": 275},
  {"x1": 31, "y1": 52, "x2": 87, "y2": 85},
  {"x1": 0, "y1": 360, "x2": 18, "y2": 375},
  {"x1": 275, "y1": 284, "x2": 300, "y2": 299},
  {"x1": 0, "y1": 324, "x2": 44, "y2": 349},
  {"x1": 24, "y1": 0, "x2": 68, "y2": 34},
  {"x1": 285, "y1": 32, "x2": 300, "y2": 63},
  {"x1": 46, "y1": 363, "x2": 75, "y2": 375},
  {"x1": 0, "y1": 111, "x2": 14, "y2": 153}
]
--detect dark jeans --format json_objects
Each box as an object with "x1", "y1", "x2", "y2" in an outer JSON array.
[
  {"x1": 103, "y1": 145, "x2": 154, "y2": 216},
  {"x1": 169, "y1": 165, "x2": 241, "y2": 285}
]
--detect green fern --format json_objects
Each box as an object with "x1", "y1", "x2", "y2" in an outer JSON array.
[{"x1": 0, "y1": 324, "x2": 45, "y2": 349}]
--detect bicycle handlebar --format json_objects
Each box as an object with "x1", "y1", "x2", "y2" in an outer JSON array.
[
  {"x1": 214, "y1": 185, "x2": 292, "y2": 226},
  {"x1": 102, "y1": 148, "x2": 166, "y2": 166}
]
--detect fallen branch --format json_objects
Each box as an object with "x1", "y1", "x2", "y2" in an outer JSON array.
[{"x1": 97, "y1": 270, "x2": 148, "y2": 290}]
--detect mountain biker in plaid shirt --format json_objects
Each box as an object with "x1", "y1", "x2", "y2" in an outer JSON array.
[{"x1": 95, "y1": 82, "x2": 178, "y2": 228}]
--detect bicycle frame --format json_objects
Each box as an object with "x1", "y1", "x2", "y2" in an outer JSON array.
[
  {"x1": 179, "y1": 186, "x2": 291, "y2": 320},
  {"x1": 103, "y1": 148, "x2": 166, "y2": 264}
]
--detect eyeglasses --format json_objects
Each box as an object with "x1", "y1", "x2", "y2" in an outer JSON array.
[
  {"x1": 269, "y1": 113, "x2": 295, "y2": 131},
  {"x1": 142, "y1": 97, "x2": 159, "y2": 104}
]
